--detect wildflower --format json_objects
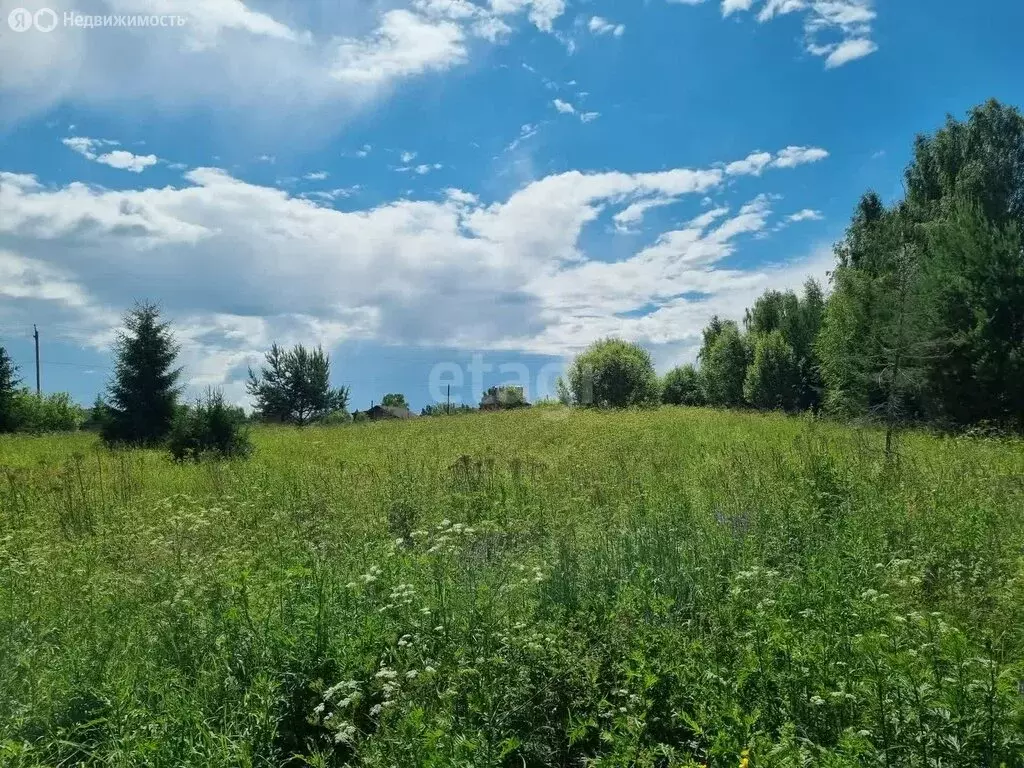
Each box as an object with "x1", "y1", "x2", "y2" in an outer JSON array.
[
  {"x1": 406, "y1": 669, "x2": 419, "y2": 679},
  {"x1": 739, "y1": 749, "x2": 750, "y2": 768},
  {"x1": 345, "y1": 581, "x2": 358, "y2": 590},
  {"x1": 370, "y1": 704, "x2": 382, "y2": 716}
]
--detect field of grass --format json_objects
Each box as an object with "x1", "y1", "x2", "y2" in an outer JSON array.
[{"x1": 1, "y1": 407, "x2": 1023, "y2": 767}]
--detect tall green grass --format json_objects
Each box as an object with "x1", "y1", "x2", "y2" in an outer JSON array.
[{"x1": 1, "y1": 408, "x2": 1022, "y2": 766}]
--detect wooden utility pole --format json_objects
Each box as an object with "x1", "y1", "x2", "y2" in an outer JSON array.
[{"x1": 33, "y1": 325, "x2": 40, "y2": 396}]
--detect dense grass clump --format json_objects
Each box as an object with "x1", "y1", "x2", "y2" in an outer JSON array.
[{"x1": 1, "y1": 408, "x2": 1023, "y2": 766}]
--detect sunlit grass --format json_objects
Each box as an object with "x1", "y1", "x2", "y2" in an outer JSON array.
[{"x1": 1, "y1": 408, "x2": 1022, "y2": 766}]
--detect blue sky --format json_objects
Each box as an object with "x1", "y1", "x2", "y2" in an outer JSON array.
[{"x1": 1, "y1": 0, "x2": 1022, "y2": 411}]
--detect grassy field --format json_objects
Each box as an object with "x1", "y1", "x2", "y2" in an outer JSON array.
[{"x1": 1, "y1": 407, "x2": 1023, "y2": 767}]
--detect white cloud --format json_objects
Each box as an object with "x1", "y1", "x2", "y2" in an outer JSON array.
[
  {"x1": 400, "y1": 151, "x2": 418, "y2": 163},
  {"x1": 553, "y1": 99, "x2": 599, "y2": 123},
  {"x1": 396, "y1": 162, "x2": 443, "y2": 174},
  {"x1": 0, "y1": 145, "x2": 830, "y2": 394},
  {"x1": 722, "y1": 0, "x2": 756, "y2": 15},
  {"x1": 823, "y1": 37, "x2": 878, "y2": 67},
  {"x1": 757, "y1": 0, "x2": 807, "y2": 22},
  {"x1": 771, "y1": 145, "x2": 829, "y2": 168},
  {"x1": 787, "y1": 208, "x2": 823, "y2": 222},
  {"x1": 613, "y1": 197, "x2": 681, "y2": 232},
  {"x1": 62, "y1": 136, "x2": 158, "y2": 172},
  {"x1": 725, "y1": 151, "x2": 773, "y2": 176},
  {"x1": 330, "y1": 9, "x2": 466, "y2": 87},
  {"x1": 0, "y1": 0, "x2": 572, "y2": 130},
  {"x1": 552, "y1": 98, "x2": 576, "y2": 114},
  {"x1": 588, "y1": 16, "x2": 625, "y2": 37},
  {"x1": 304, "y1": 171, "x2": 329, "y2": 181},
  {"x1": 669, "y1": 0, "x2": 878, "y2": 68}
]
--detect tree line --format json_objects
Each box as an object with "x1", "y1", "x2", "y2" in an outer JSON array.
[
  {"x1": 561, "y1": 99, "x2": 1024, "y2": 437},
  {"x1": 2, "y1": 100, "x2": 1020, "y2": 450}
]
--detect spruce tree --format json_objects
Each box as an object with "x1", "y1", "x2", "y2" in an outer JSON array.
[{"x1": 102, "y1": 302, "x2": 182, "y2": 446}]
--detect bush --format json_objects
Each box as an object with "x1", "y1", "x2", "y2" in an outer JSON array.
[
  {"x1": 7, "y1": 390, "x2": 84, "y2": 433},
  {"x1": 564, "y1": 338, "x2": 660, "y2": 408},
  {"x1": 662, "y1": 364, "x2": 705, "y2": 406},
  {"x1": 168, "y1": 389, "x2": 252, "y2": 462}
]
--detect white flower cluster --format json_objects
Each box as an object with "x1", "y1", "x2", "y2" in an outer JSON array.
[{"x1": 313, "y1": 679, "x2": 361, "y2": 745}]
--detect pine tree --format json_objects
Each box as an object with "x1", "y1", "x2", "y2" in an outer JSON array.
[
  {"x1": 0, "y1": 345, "x2": 21, "y2": 433},
  {"x1": 102, "y1": 303, "x2": 182, "y2": 446},
  {"x1": 247, "y1": 344, "x2": 349, "y2": 426}
]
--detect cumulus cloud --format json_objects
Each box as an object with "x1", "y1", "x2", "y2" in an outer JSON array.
[
  {"x1": 0, "y1": 142, "x2": 831, "y2": 396},
  {"x1": 62, "y1": 136, "x2": 159, "y2": 172},
  {"x1": 771, "y1": 145, "x2": 829, "y2": 168},
  {"x1": 725, "y1": 146, "x2": 828, "y2": 175}
]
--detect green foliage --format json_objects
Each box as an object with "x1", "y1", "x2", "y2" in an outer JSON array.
[
  {"x1": 564, "y1": 338, "x2": 660, "y2": 408},
  {"x1": 743, "y1": 330, "x2": 799, "y2": 411},
  {"x1": 421, "y1": 403, "x2": 475, "y2": 416},
  {"x1": 381, "y1": 393, "x2": 408, "y2": 409},
  {"x1": 818, "y1": 100, "x2": 1024, "y2": 432},
  {"x1": 905, "y1": 98, "x2": 1024, "y2": 229},
  {"x1": 661, "y1": 364, "x2": 705, "y2": 406},
  {"x1": 7, "y1": 390, "x2": 84, "y2": 433},
  {"x1": 247, "y1": 343, "x2": 349, "y2": 426},
  {"x1": 480, "y1": 385, "x2": 528, "y2": 410},
  {"x1": 0, "y1": 345, "x2": 20, "y2": 433},
  {"x1": 81, "y1": 395, "x2": 111, "y2": 433},
  {"x1": 102, "y1": 302, "x2": 182, "y2": 447},
  {"x1": 921, "y1": 202, "x2": 1024, "y2": 429},
  {"x1": 168, "y1": 389, "x2": 253, "y2": 462},
  {"x1": 743, "y1": 282, "x2": 825, "y2": 411},
  {"x1": 1, "y1": 410, "x2": 1023, "y2": 766},
  {"x1": 699, "y1": 321, "x2": 747, "y2": 407}
]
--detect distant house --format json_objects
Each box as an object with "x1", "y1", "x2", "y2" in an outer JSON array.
[{"x1": 359, "y1": 404, "x2": 416, "y2": 421}]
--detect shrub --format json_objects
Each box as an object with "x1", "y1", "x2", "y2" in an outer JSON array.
[
  {"x1": 662, "y1": 364, "x2": 705, "y2": 406},
  {"x1": 320, "y1": 410, "x2": 353, "y2": 426},
  {"x1": 564, "y1": 338, "x2": 660, "y2": 408},
  {"x1": 6, "y1": 390, "x2": 84, "y2": 433},
  {"x1": 168, "y1": 389, "x2": 252, "y2": 462}
]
